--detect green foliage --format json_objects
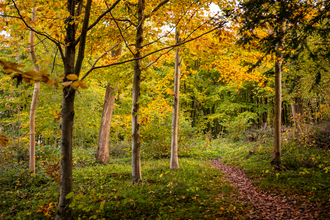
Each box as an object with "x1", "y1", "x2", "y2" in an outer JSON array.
[
  {"x1": 224, "y1": 111, "x2": 258, "y2": 142},
  {"x1": 141, "y1": 112, "x2": 197, "y2": 159}
]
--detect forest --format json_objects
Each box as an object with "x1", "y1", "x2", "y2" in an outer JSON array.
[{"x1": 0, "y1": 0, "x2": 329, "y2": 219}]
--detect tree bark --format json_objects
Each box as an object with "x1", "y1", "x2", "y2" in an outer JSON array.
[
  {"x1": 132, "y1": 0, "x2": 145, "y2": 184},
  {"x1": 170, "y1": 28, "x2": 181, "y2": 170},
  {"x1": 96, "y1": 83, "x2": 118, "y2": 163},
  {"x1": 29, "y1": 7, "x2": 40, "y2": 175},
  {"x1": 272, "y1": 20, "x2": 285, "y2": 168},
  {"x1": 56, "y1": 0, "x2": 92, "y2": 218},
  {"x1": 56, "y1": 19, "x2": 76, "y2": 220},
  {"x1": 96, "y1": 46, "x2": 121, "y2": 163}
]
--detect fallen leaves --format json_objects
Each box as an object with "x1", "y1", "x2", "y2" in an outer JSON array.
[{"x1": 212, "y1": 158, "x2": 328, "y2": 220}]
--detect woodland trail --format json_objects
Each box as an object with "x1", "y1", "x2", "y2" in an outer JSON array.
[{"x1": 212, "y1": 158, "x2": 329, "y2": 220}]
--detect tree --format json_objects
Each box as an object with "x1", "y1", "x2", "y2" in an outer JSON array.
[
  {"x1": 273, "y1": 19, "x2": 285, "y2": 167},
  {"x1": 234, "y1": 0, "x2": 312, "y2": 168},
  {"x1": 96, "y1": 46, "x2": 121, "y2": 163},
  {"x1": 1, "y1": 0, "x2": 225, "y2": 216},
  {"x1": 170, "y1": 28, "x2": 181, "y2": 170},
  {"x1": 29, "y1": 7, "x2": 40, "y2": 175},
  {"x1": 131, "y1": 0, "x2": 147, "y2": 184}
]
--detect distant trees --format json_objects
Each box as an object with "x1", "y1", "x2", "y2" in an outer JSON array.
[{"x1": 234, "y1": 0, "x2": 310, "y2": 168}]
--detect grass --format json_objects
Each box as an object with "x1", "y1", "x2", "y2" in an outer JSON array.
[
  {"x1": 1, "y1": 124, "x2": 329, "y2": 219},
  {"x1": 0, "y1": 144, "x2": 250, "y2": 220}
]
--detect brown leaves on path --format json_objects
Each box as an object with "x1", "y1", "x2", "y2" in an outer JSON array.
[{"x1": 212, "y1": 158, "x2": 329, "y2": 220}]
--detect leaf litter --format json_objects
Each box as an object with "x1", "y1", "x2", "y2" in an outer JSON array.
[{"x1": 212, "y1": 158, "x2": 329, "y2": 219}]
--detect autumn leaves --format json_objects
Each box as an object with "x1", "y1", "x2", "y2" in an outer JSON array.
[
  {"x1": 60, "y1": 74, "x2": 87, "y2": 90},
  {"x1": 0, "y1": 59, "x2": 87, "y2": 91},
  {"x1": 0, "y1": 59, "x2": 88, "y2": 148}
]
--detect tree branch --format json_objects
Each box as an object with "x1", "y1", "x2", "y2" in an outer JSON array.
[
  {"x1": 0, "y1": 14, "x2": 21, "y2": 19},
  {"x1": 80, "y1": 32, "x2": 134, "y2": 81},
  {"x1": 81, "y1": 23, "x2": 223, "y2": 79},
  {"x1": 110, "y1": 11, "x2": 135, "y2": 57},
  {"x1": 51, "y1": 48, "x2": 58, "y2": 74},
  {"x1": 11, "y1": 0, "x2": 65, "y2": 63},
  {"x1": 145, "y1": 0, "x2": 169, "y2": 19},
  {"x1": 74, "y1": 0, "x2": 92, "y2": 76},
  {"x1": 74, "y1": 0, "x2": 121, "y2": 46}
]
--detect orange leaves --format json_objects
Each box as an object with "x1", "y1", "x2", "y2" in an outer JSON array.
[
  {"x1": 0, "y1": 60, "x2": 25, "y2": 72},
  {"x1": 36, "y1": 200, "x2": 55, "y2": 218},
  {"x1": 66, "y1": 74, "x2": 78, "y2": 80},
  {"x1": 0, "y1": 134, "x2": 10, "y2": 147},
  {"x1": 61, "y1": 74, "x2": 88, "y2": 91},
  {"x1": 0, "y1": 59, "x2": 59, "y2": 87}
]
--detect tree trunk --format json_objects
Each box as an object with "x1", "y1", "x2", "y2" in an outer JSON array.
[
  {"x1": 56, "y1": 0, "x2": 90, "y2": 218},
  {"x1": 29, "y1": 7, "x2": 40, "y2": 175},
  {"x1": 132, "y1": 0, "x2": 145, "y2": 184},
  {"x1": 56, "y1": 30, "x2": 76, "y2": 220},
  {"x1": 170, "y1": 28, "x2": 181, "y2": 170},
  {"x1": 96, "y1": 46, "x2": 121, "y2": 163},
  {"x1": 272, "y1": 20, "x2": 285, "y2": 168},
  {"x1": 96, "y1": 83, "x2": 118, "y2": 163}
]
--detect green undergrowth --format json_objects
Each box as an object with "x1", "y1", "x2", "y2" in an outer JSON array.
[
  {"x1": 214, "y1": 133, "x2": 330, "y2": 217},
  {"x1": 0, "y1": 146, "x2": 251, "y2": 219}
]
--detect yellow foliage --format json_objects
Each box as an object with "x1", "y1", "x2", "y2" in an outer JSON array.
[
  {"x1": 66, "y1": 74, "x2": 78, "y2": 81},
  {"x1": 71, "y1": 81, "x2": 79, "y2": 90},
  {"x1": 78, "y1": 81, "x2": 87, "y2": 89}
]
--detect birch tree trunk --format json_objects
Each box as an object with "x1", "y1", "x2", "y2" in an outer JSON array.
[
  {"x1": 132, "y1": 0, "x2": 145, "y2": 184},
  {"x1": 170, "y1": 28, "x2": 181, "y2": 170},
  {"x1": 272, "y1": 20, "x2": 285, "y2": 168},
  {"x1": 29, "y1": 7, "x2": 40, "y2": 175},
  {"x1": 96, "y1": 46, "x2": 121, "y2": 163}
]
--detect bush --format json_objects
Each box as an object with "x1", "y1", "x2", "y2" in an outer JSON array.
[
  {"x1": 224, "y1": 112, "x2": 258, "y2": 142},
  {"x1": 141, "y1": 112, "x2": 197, "y2": 159}
]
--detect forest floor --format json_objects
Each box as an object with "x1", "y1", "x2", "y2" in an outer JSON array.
[
  {"x1": 1, "y1": 126, "x2": 330, "y2": 219},
  {"x1": 212, "y1": 158, "x2": 329, "y2": 220}
]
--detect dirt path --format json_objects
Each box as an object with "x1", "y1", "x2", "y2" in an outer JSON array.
[{"x1": 212, "y1": 158, "x2": 328, "y2": 220}]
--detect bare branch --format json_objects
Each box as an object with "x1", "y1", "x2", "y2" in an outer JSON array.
[
  {"x1": 82, "y1": 24, "x2": 223, "y2": 78},
  {"x1": 141, "y1": 47, "x2": 175, "y2": 71},
  {"x1": 0, "y1": 14, "x2": 20, "y2": 19},
  {"x1": 74, "y1": 0, "x2": 121, "y2": 46},
  {"x1": 11, "y1": 0, "x2": 65, "y2": 63},
  {"x1": 80, "y1": 32, "x2": 134, "y2": 81},
  {"x1": 74, "y1": 0, "x2": 92, "y2": 76},
  {"x1": 184, "y1": 12, "x2": 220, "y2": 41},
  {"x1": 141, "y1": 5, "x2": 190, "y2": 49},
  {"x1": 145, "y1": 0, "x2": 169, "y2": 19},
  {"x1": 35, "y1": 35, "x2": 49, "y2": 52},
  {"x1": 110, "y1": 11, "x2": 135, "y2": 57},
  {"x1": 141, "y1": 0, "x2": 203, "y2": 48},
  {"x1": 110, "y1": 17, "x2": 137, "y2": 27},
  {"x1": 51, "y1": 48, "x2": 58, "y2": 74}
]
